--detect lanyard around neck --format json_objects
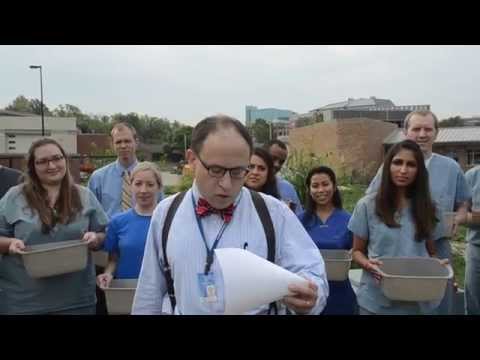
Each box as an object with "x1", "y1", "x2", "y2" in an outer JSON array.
[{"x1": 191, "y1": 193, "x2": 229, "y2": 274}]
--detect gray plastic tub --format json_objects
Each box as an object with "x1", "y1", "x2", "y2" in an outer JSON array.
[
  {"x1": 377, "y1": 257, "x2": 453, "y2": 302},
  {"x1": 22, "y1": 239, "x2": 88, "y2": 278},
  {"x1": 320, "y1": 249, "x2": 352, "y2": 281},
  {"x1": 104, "y1": 279, "x2": 138, "y2": 315},
  {"x1": 92, "y1": 250, "x2": 109, "y2": 268}
]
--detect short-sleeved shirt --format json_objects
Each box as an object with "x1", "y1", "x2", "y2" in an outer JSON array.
[
  {"x1": 103, "y1": 208, "x2": 151, "y2": 279},
  {"x1": 298, "y1": 209, "x2": 352, "y2": 250},
  {"x1": 298, "y1": 209, "x2": 357, "y2": 315},
  {"x1": 88, "y1": 159, "x2": 166, "y2": 219},
  {"x1": 0, "y1": 185, "x2": 108, "y2": 314},
  {"x1": 276, "y1": 176, "x2": 303, "y2": 215},
  {"x1": 348, "y1": 193, "x2": 447, "y2": 315},
  {"x1": 465, "y1": 166, "x2": 480, "y2": 246}
]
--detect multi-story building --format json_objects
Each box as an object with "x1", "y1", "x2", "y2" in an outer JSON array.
[{"x1": 245, "y1": 105, "x2": 296, "y2": 127}]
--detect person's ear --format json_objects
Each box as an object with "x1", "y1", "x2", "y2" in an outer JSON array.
[{"x1": 186, "y1": 149, "x2": 196, "y2": 166}]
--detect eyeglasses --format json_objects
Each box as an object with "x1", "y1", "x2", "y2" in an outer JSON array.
[
  {"x1": 197, "y1": 155, "x2": 249, "y2": 179},
  {"x1": 34, "y1": 154, "x2": 65, "y2": 167}
]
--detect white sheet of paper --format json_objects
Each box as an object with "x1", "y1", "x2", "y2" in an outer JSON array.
[{"x1": 215, "y1": 248, "x2": 308, "y2": 315}]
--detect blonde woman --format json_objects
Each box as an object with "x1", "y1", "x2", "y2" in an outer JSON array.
[{"x1": 97, "y1": 162, "x2": 163, "y2": 289}]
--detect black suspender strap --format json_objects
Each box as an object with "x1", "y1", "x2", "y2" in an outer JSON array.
[
  {"x1": 249, "y1": 190, "x2": 276, "y2": 263},
  {"x1": 249, "y1": 190, "x2": 278, "y2": 315},
  {"x1": 161, "y1": 191, "x2": 187, "y2": 313}
]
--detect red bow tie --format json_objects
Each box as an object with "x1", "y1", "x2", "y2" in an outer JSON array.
[{"x1": 196, "y1": 198, "x2": 235, "y2": 223}]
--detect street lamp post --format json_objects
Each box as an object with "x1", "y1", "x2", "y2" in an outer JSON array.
[{"x1": 29, "y1": 65, "x2": 45, "y2": 136}]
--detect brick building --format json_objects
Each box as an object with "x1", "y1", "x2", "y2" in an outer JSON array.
[
  {"x1": 77, "y1": 133, "x2": 111, "y2": 155},
  {"x1": 288, "y1": 118, "x2": 397, "y2": 182}
]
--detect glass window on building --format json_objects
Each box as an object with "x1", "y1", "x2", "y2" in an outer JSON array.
[{"x1": 467, "y1": 150, "x2": 480, "y2": 166}]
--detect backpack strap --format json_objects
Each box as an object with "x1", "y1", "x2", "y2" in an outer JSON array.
[
  {"x1": 161, "y1": 191, "x2": 187, "y2": 313},
  {"x1": 249, "y1": 190, "x2": 278, "y2": 315}
]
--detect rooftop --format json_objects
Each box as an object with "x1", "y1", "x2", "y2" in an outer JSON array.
[
  {"x1": 316, "y1": 97, "x2": 395, "y2": 111},
  {"x1": 383, "y1": 126, "x2": 480, "y2": 145}
]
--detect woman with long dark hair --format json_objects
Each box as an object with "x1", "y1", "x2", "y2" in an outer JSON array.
[
  {"x1": 348, "y1": 139, "x2": 448, "y2": 315},
  {"x1": 0, "y1": 138, "x2": 108, "y2": 314},
  {"x1": 299, "y1": 166, "x2": 357, "y2": 314},
  {"x1": 245, "y1": 147, "x2": 280, "y2": 200}
]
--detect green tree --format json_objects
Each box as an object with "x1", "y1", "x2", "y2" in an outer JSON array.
[
  {"x1": 53, "y1": 104, "x2": 109, "y2": 134},
  {"x1": 141, "y1": 115, "x2": 171, "y2": 144},
  {"x1": 52, "y1": 104, "x2": 83, "y2": 118},
  {"x1": 5, "y1": 95, "x2": 51, "y2": 115},
  {"x1": 5, "y1": 95, "x2": 32, "y2": 113},
  {"x1": 295, "y1": 112, "x2": 323, "y2": 128},
  {"x1": 171, "y1": 123, "x2": 193, "y2": 154},
  {"x1": 251, "y1": 118, "x2": 270, "y2": 145},
  {"x1": 439, "y1": 116, "x2": 464, "y2": 127}
]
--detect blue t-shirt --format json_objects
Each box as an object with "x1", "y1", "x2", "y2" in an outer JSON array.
[
  {"x1": 103, "y1": 208, "x2": 151, "y2": 279},
  {"x1": 299, "y1": 208, "x2": 357, "y2": 315}
]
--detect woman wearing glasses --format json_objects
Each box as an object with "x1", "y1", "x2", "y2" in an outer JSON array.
[
  {"x1": 0, "y1": 138, "x2": 108, "y2": 315},
  {"x1": 245, "y1": 147, "x2": 280, "y2": 200}
]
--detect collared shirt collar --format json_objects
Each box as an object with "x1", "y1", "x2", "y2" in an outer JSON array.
[
  {"x1": 424, "y1": 153, "x2": 434, "y2": 168},
  {"x1": 114, "y1": 158, "x2": 138, "y2": 175}
]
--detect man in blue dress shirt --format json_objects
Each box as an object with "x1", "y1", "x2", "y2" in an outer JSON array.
[
  {"x1": 132, "y1": 115, "x2": 328, "y2": 315},
  {"x1": 266, "y1": 140, "x2": 303, "y2": 215},
  {"x1": 88, "y1": 122, "x2": 140, "y2": 219}
]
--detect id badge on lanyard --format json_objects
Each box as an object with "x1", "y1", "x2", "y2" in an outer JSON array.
[
  {"x1": 197, "y1": 272, "x2": 218, "y2": 303},
  {"x1": 192, "y1": 193, "x2": 229, "y2": 305}
]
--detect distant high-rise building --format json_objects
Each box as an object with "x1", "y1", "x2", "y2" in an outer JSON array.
[{"x1": 245, "y1": 105, "x2": 296, "y2": 126}]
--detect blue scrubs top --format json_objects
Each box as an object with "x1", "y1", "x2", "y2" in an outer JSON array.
[
  {"x1": 348, "y1": 194, "x2": 447, "y2": 315},
  {"x1": 299, "y1": 208, "x2": 358, "y2": 315}
]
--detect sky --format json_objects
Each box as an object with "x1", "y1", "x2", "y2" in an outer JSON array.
[{"x1": 1, "y1": 45, "x2": 479, "y2": 126}]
